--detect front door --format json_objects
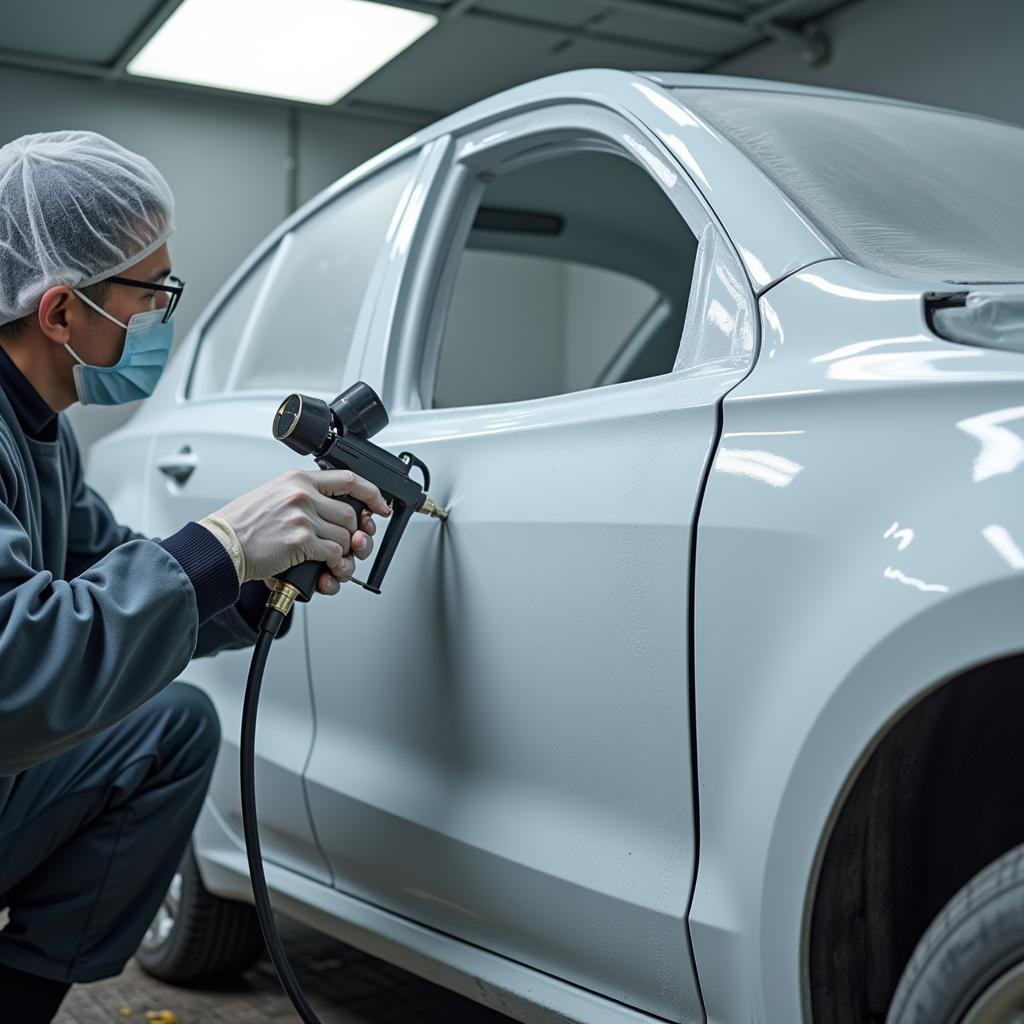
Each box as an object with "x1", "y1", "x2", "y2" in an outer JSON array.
[{"x1": 303, "y1": 106, "x2": 755, "y2": 1021}]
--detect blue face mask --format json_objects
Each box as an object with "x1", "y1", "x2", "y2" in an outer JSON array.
[{"x1": 66, "y1": 290, "x2": 174, "y2": 406}]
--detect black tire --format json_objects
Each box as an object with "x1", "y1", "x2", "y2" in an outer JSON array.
[
  {"x1": 135, "y1": 840, "x2": 265, "y2": 983},
  {"x1": 888, "y1": 842, "x2": 1024, "y2": 1023}
]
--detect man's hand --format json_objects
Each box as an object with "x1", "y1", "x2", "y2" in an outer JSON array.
[
  {"x1": 212, "y1": 469, "x2": 391, "y2": 587},
  {"x1": 312, "y1": 507, "x2": 378, "y2": 596}
]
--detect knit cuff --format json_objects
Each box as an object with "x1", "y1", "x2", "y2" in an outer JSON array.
[
  {"x1": 159, "y1": 522, "x2": 241, "y2": 625},
  {"x1": 198, "y1": 512, "x2": 245, "y2": 582}
]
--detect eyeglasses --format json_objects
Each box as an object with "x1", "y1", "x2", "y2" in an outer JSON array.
[{"x1": 107, "y1": 274, "x2": 185, "y2": 323}]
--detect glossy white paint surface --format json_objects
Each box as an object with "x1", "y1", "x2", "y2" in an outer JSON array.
[
  {"x1": 689, "y1": 260, "x2": 1024, "y2": 1023},
  {"x1": 303, "y1": 372, "x2": 736, "y2": 1023},
  {"x1": 300, "y1": 93, "x2": 756, "y2": 1023},
  {"x1": 193, "y1": 803, "x2": 683, "y2": 1024},
  {"x1": 86, "y1": 71, "x2": 1024, "y2": 1024}
]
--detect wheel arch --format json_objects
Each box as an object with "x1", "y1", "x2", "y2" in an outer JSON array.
[{"x1": 799, "y1": 614, "x2": 1024, "y2": 1022}]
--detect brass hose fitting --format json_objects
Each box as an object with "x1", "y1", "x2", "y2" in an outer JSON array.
[
  {"x1": 418, "y1": 496, "x2": 449, "y2": 521},
  {"x1": 266, "y1": 580, "x2": 301, "y2": 617}
]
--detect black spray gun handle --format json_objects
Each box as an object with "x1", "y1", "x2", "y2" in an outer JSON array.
[
  {"x1": 270, "y1": 382, "x2": 446, "y2": 603},
  {"x1": 276, "y1": 495, "x2": 367, "y2": 602}
]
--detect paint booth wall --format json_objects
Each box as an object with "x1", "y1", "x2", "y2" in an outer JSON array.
[
  {"x1": 0, "y1": 63, "x2": 409, "y2": 454},
  {"x1": 715, "y1": 0, "x2": 1023, "y2": 127}
]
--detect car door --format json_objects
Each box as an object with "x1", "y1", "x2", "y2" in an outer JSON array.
[
  {"x1": 302, "y1": 105, "x2": 756, "y2": 1022},
  {"x1": 145, "y1": 150, "x2": 424, "y2": 883}
]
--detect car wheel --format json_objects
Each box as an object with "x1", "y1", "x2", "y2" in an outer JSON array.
[
  {"x1": 135, "y1": 840, "x2": 264, "y2": 983},
  {"x1": 888, "y1": 843, "x2": 1024, "y2": 1023}
]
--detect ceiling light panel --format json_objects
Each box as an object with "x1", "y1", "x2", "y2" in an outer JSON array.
[{"x1": 127, "y1": 0, "x2": 437, "y2": 105}]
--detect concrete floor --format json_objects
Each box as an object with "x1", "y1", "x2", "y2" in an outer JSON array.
[{"x1": 56, "y1": 920, "x2": 512, "y2": 1024}]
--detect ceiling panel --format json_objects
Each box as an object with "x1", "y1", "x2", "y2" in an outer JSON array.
[
  {"x1": 346, "y1": 2, "x2": 738, "y2": 114},
  {"x1": 474, "y1": 0, "x2": 612, "y2": 30},
  {"x1": 734, "y1": 0, "x2": 849, "y2": 24},
  {"x1": 0, "y1": 0, "x2": 857, "y2": 121},
  {"x1": 597, "y1": 8, "x2": 760, "y2": 53},
  {"x1": 347, "y1": 16, "x2": 569, "y2": 113},
  {"x1": 638, "y1": 0, "x2": 750, "y2": 13},
  {"x1": 766, "y1": 0, "x2": 848, "y2": 21},
  {"x1": 0, "y1": 0, "x2": 166, "y2": 65},
  {"x1": 532, "y1": 34, "x2": 708, "y2": 77},
  {"x1": 474, "y1": 0, "x2": 752, "y2": 57}
]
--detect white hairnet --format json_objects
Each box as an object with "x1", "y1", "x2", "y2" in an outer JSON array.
[{"x1": 0, "y1": 130, "x2": 175, "y2": 327}]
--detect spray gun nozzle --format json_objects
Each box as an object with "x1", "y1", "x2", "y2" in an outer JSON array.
[{"x1": 418, "y1": 496, "x2": 448, "y2": 521}]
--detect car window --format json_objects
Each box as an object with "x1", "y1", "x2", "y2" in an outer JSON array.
[
  {"x1": 188, "y1": 252, "x2": 272, "y2": 398},
  {"x1": 431, "y1": 150, "x2": 699, "y2": 409},
  {"x1": 189, "y1": 156, "x2": 414, "y2": 398}
]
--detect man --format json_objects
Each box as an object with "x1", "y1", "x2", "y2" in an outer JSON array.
[{"x1": 0, "y1": 130, "x2": 391, "y2": 1021}]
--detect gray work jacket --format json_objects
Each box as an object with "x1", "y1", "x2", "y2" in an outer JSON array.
[{"x1": 0, "y1": 386, "x2": 256, "y2": 813}]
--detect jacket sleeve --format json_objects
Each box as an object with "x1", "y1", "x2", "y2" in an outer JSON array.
[{"x1": 0, "y1": 478, "x2": 203, "y2": 775}]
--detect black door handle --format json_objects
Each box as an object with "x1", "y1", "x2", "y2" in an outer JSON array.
[{"x1": 156, "y1": 445, "x2": 198, "y2": 485}]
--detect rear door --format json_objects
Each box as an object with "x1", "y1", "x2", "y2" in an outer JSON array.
[
  {"x1": 303, "y1": 105, "x2": 756, "y2": 1021},
  {"x1": 145, "y1": 150, "x2": 424, "y2": 882}
]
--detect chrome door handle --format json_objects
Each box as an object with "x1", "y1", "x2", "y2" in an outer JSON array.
[{"x1": 156, "y1": 446, "x2": 198, "y2": 485}]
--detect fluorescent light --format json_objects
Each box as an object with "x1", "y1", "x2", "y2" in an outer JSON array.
[{"x1": 128, "y1": 0, "x2": 437, "y2": 105}]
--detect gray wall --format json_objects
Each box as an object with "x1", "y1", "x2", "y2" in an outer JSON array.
[
  {"x1": 0, "y1": 63, "x2": 410, "y2": 451},
  {"x1": 436, "y1": 250, "x2": 566, "y2": 408},
  {"x1": 434, "y1": 251, "x2": 657, "y2": 408},
  {"x1": 716, "y1": 0, "x2": 1024, "y2": 126},
  {"x1": 564, "y1": 263, "x2": 657, "y2": 392}
]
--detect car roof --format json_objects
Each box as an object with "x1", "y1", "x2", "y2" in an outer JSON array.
[
  {"x1": 416, "y1": 68, "x2": 977, "y2": 144},
  {"x1": 361, "y1": 69, "x2": 841, "y2": 289},
  {"x1": 242, "y1": 69, "x2": 973, "y2": 311},
  {"x1": 640, "y1": 72, "x2": 950, "y2": 113}
]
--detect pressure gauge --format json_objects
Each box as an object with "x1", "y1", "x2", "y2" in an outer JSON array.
[{"x1": 273, "y1": 394, "x2": 333, "y2": 455}]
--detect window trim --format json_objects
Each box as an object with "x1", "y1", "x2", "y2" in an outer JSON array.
[{"x1": 379, "y1": 102, "x2": 737, "y2": 415}]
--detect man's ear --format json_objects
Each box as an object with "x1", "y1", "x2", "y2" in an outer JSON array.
[{"x1": 37, "y1": 286, "x2": 75, "y2": 345}]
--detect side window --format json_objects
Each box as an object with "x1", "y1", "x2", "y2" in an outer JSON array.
[
  {"x1": 188, "y1": 253, "x2": 271, "y2": 398},
  {"x1": 431, "y1": 150, "x2": 699, "y2": 409},
  {"x1": 189, "y1": 156, "x2": 414, "y2": 398}
]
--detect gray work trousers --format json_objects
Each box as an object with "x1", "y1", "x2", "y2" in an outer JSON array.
[{"x1": 0, "y1": 683, "x2": 220, "y2": 982}]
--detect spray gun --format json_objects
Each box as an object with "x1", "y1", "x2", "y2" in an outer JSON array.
[
  {"x1": 242, "y1": 381, "x2": 447, "y2": 1024},
  {"x1": 263, "y1": 380, "x2": 447, "y2": 618}
]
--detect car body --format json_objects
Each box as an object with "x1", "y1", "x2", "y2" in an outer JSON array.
[{"x1": 89, "y1": 70, "x2": 1024, "y2": 1024}]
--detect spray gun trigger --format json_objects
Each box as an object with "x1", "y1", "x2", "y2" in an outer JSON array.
[{"x1": 346, "y1": 574, "x2": 381, "y2": 594}]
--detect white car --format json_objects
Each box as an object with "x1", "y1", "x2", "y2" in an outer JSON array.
[{"x1": 90, "y1": 70, "x2": 1024, "y2": 1024}]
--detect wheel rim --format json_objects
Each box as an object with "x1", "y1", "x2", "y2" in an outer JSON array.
[
  {"x1": 141, "y1": 871, "x2": 182, "y2": 951},
  {"x1": 962, "y1": 961, "x2": 1024, "y2": 1024}
]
